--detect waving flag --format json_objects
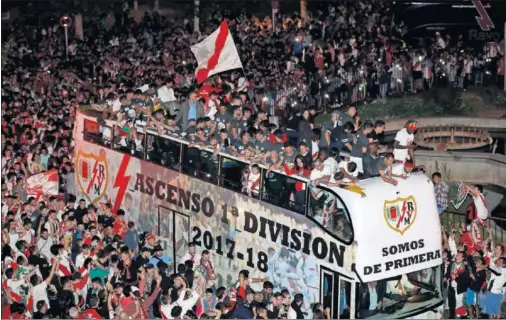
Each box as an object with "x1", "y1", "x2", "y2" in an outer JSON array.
[
  {"x1": 26, "y1": 170, "x2": 59, "y2": 200},
  {"x1": 191, "y1": 20, "x2": 243, "y2": 84},
  {"x1": 451, "y1": 182, "x2": 469, "y2": 210}
]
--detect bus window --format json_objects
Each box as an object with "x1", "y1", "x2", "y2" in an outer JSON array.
[
  {"x1": 112, "y1": 125, "x2": 144, "y2": 158},
  {"x1": 262, "y1": 171, "x2": 305, "y2": 214},
  {"x1": 147, "y1": 134, "x2": 181, "y2": 171},
  {"x1": 181, "y1": 145, "x2": 219, "y2": 184},
  {"x1": 356, "y1": 266, "x2": 442, "y2": 318},
  {"x1": 219, "y1": 156, "x2": 247, "y2": 193},
  {"x1": 307, "y1": 186, "x2": 352, "y2": 243}
]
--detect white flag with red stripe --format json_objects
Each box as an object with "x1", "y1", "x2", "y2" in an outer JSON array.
[
  {"x1": 191, "y1": 20, "x2": 243, "y2": 84},
  {"x1": 26, "y1": 170, "x2": 59, "y2": 200}
]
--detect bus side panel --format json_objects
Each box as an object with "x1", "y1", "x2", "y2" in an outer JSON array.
[{"x1": 74, "y1": 141, "x2": 354, "y2": 302}]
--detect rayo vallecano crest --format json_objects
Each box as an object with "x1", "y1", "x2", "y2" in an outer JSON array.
[
  {"x1": 76, "y1": 148, "x2": 108, "y2": 203},
  {"x1": 383, "y1": 195, "x2": 417, "y2": 235}
]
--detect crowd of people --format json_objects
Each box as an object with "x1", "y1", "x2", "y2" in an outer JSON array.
[{"x1": 2, "y1": 0, "x2": 506, "y2": 318}]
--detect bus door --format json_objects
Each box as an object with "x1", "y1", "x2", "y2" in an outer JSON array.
[
  {"x1": 320, "y1": 267, "x2": 340, "y2": 319},
  {"x1": 321, "y1": 266, "x2": 355, "y2": 319},
  {"x1": 158, "y1": 206, "x2": 191, "y2": 271}
]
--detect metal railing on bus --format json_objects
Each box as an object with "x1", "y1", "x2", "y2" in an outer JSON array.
[
  {"x1": 441, "y1": 210, "x2": 506, "y2": 246},
  {"x1": 81, "y1": 117, "x2": 355, "y2": 243}
]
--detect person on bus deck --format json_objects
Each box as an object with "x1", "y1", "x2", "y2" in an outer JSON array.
[
  {"x1": 246, "y1": 164, "x2": 262, "y2": 197},
  {"x1": 298, "y1": 142, "x2": 313, "y2": 167},
  {"x1": 376, "y1": 153, "x2": 405, "y2": 186},
  {"x1": 391, "y1": 159, "x2": 425, "y2": 177},
  {"x1": 278, "y1": 141, "x2": 297, "y2": 168},
  {"x1": 232, "y1": 131, "x2": 254, "y2": 156},
  {"x1": 340, "y1": 106, "x2": 358, "y2": 131},
  {"x1": 164, "y1": 115, "x2": 182, "y2": 136},
  {"x1": 358, "y1": 281, "x2": 386, "y2": 318},
  {"x1": 229, "y1": 106, "x2": 243, "y2": 141},
  {"x1": 309, "y1": 158, "x2": 331, "y2": 187},
  {"x1": 362, "y1": 143, "x2": 380, "y2": 179},
  {"x1": 463, "y1": 183, "x2": 488, "y2": 225},
  {"x1": 349, "y1": 121, "x2": 374, "y2": 175},
  {"x1": 393, "y1": 120, "x2": 417, "y2": 163},
  {"x1": 176, "y1": 90, "x2": 204, "y2": 131},
  {"x1": 253, "y1": 130, "x2": 273, "y2": 158},
  {"x1": 368, "y1": 120, "x2": 386, "y2": 145},
  {"x1": 319, "y1": 148, "x2": 338, "y2": 176},
  {"x1": 338, "y1": 158, "x2": 358, "y2": 183}
]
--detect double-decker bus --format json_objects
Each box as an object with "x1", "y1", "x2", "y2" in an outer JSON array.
[{"x1": 74, "y1": 108, "x2": 443, "y2": 319}]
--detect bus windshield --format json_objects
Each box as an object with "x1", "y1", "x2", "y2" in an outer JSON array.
[{"x1": 356, "y1": 266, "x2": 442, "y2": 319}]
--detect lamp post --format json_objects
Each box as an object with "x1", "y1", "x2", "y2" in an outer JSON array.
[{"x1": 60, "y1": 16, "x2": 72, "y2": 61}]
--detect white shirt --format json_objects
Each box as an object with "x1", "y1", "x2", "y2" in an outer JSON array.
[
  {"x1": 75, "y1": 252, "x2": 95, "y2": 269},
  {"x1": 32, "y1": 281, "x2": 50, "y2": 311},
  {"x1": 338, "y1": 160, "x2": 358, "y2": 182},
  {"x1": 7, "y1": 279, "x2": 25, "y2": 296},
  {"x1": 473, "y1": 193, "x2": 488, "y2": 220},
  {"x1": 487, "y1": 264, "x2": 506, "y2": 295},
  {"x1": 181, "y1": 252, "x2": 201, "y2": 264},
  {"x1": 157, "y1": 86, "x2": 176, "y2": 103},
  {"x1": 162, "y1": 290, "x2": 200, "y2": 319},
  {"x1": 310, "y1": 166, "x2": 331, "y2": 181},
  {"x1": 464, "y1": 59, "x2": 473, "y2": 74},
  {"x1": 247, "y1": 171, "x2": 261, "y2": 194},
  {"x1": 393, "y1": 128, "x2": 414, "y2": 162},
  {"x1": 112, "y1": 98, "x2": 122, "y2": 112},
  {"x1": 323, "y1": 157, "x2": 338, "y2": 175},
  {"x1": 287, "y1": 305, "x2": 300, "y2": 319},
  {"x1": 391, "y1": 163, "x2": 407, "y2": 176},
  {"x1": 37, "y1": 237, "x2": 54, "y2": 261}
]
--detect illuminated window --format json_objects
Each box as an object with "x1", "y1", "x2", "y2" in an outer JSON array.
[{"x1": 307, "y1": 186, "x2": 353, "y2": 243}]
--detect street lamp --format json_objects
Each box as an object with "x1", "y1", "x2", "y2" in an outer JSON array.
[{"x1": 60, "y1": 15, "x2": 72, "y2": 60}]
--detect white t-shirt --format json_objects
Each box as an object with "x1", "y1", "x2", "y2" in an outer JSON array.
[
  {"x1": 393, "y1": 128, "x2": 414, "y2": 162},
  {"x1": 338, "y1": 160, "x2": 358, "y2": 182},
  {"x1": 310, "y1": 166, "x2": 331, "y2": 181},
  {"x1": 247, "y1": 172, "x2": 261, "y2": 194},
  {"x1": 32, "y1": 281, "x2": 49, "y2": 312},
  {"x1": 7, "y1": 279, "x2": 25, "y2": 296},
  {"x1": 112, "y1": 98, "x2": 122, "y2": 112},
  {"x1": 323, "y1": 157, "x2": 338, "y2": 175},
  {"x1": 391, "y1": 163, "x2": 407, "y2": 176},
  {"x1": 473, "y1": 193, "x2": 488, "y2": 220},
  {"x1": 37, "y1": 237, "x2": 54, "y2": 261},
  {"x1": 157, "y1": 86, "x2": 176, "y2": 103}
]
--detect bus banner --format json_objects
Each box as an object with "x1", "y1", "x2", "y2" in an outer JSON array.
[{"x1": 74, "y1": 138, "x2": 354, "y2": 304}]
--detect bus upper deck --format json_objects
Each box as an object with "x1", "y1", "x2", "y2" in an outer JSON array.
[{"x1": 75, "y1": 107, "x2": 442, "y2": 286}]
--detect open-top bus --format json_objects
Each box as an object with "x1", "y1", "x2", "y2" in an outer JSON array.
[{"x1": 74, "y1": 108, "x2": 443, "y2": 319}]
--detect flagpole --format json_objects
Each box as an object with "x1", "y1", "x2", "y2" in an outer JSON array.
[{"x1": 194, "y1": 0, "x2": 200, "y2": 33}]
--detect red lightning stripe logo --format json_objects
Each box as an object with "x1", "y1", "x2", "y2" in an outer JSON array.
[
  {"x1": 396, "y1": 201, "x2": 408, "y2": 229},
  {"x1": 112, "y1": 154, "x2": 132, "y2": 214},
  {"x1": 472, "y1": 0, "x2": 494, "y2": 31},
  {"x1": 86, "y1": 160, "x2": 100, "y2": 193}
]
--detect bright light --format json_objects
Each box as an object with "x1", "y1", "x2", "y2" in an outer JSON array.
[
  {"x1": 262, "y1": 97, "x2": 268, "y2": 102},
  {"x1": 324, "y1": 94, "x2": 329, "y2": 98}
]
